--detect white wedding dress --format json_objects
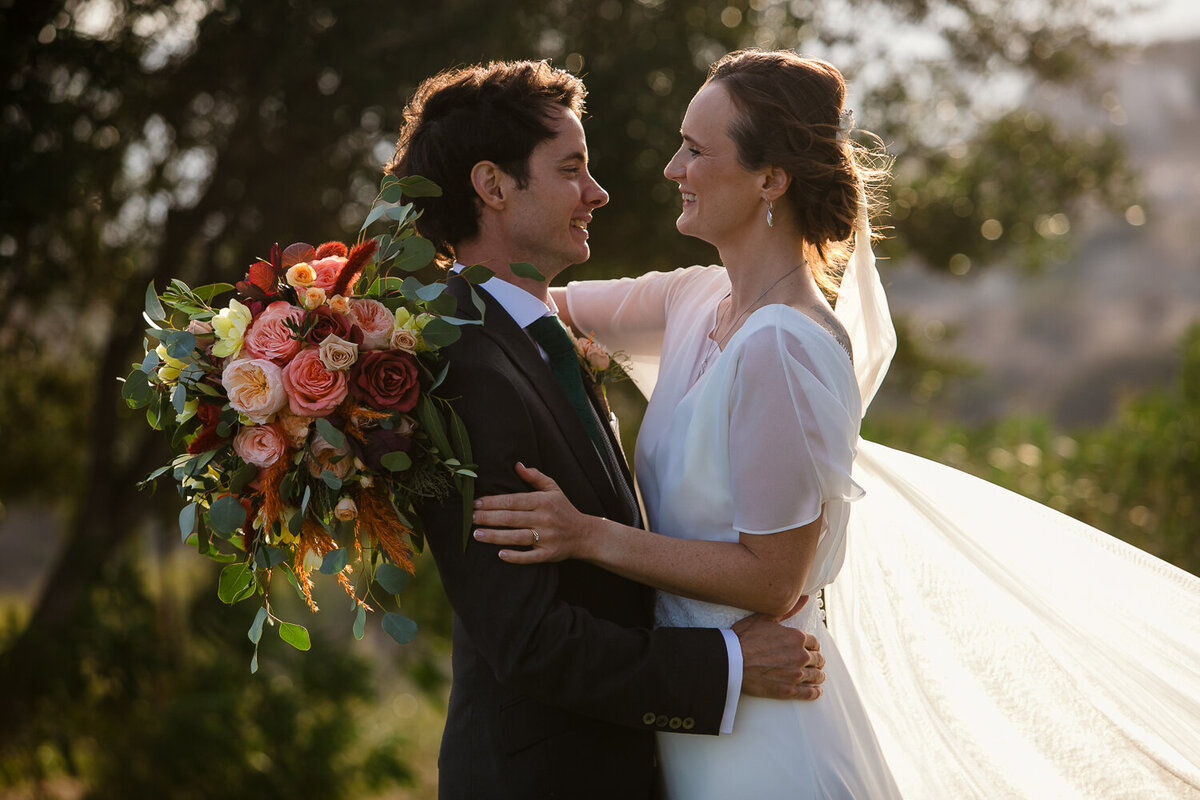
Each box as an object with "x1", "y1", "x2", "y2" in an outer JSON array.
[
  {"x1": 567, "y1": 215, "x2": 1200, "y2": 797},
  {"x1": 568, "y1": 264, "x2": 902, "y2": 799}
]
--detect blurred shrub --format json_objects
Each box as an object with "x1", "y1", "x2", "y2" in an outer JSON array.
[{"x1": 864, "y1": 323, "x2": 1200, "y2": 575}]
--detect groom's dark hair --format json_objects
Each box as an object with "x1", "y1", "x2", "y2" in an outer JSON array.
[{"x1": 386, "y1": 60, "x2": 587, "y2": 261}]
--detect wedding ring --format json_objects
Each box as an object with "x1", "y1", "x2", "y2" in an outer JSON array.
[{"x1": 531, "y1": 528, "x2": 540, "y2": 545}]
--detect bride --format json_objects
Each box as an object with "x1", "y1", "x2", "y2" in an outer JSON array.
[{"x1": 473, "y1": 49, "x2": 1200, "y2": 799}]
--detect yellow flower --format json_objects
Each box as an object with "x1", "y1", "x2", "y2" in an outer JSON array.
[
  {"x1": 176, "y1": 398, "x2": 198, "y2": 424},
  {"x1": 155, "y1": 343, "x2": 189, "y2": 383},
  {"x1": 212, "y1": 298, "x2": 253, "y2": 358}
]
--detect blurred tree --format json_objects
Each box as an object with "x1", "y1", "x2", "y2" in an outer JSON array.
[{"x1": 0, "y1": 0, "x2": 1147, "y2": 779}]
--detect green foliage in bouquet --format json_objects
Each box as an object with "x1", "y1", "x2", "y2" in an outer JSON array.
[{"x1": 119, "y1": 175, "x2": 490, "y2": 670}]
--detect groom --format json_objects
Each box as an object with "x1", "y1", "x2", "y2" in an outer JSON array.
[{"x1": 389, "y1": 60, "x2": 825, "y2": 799}]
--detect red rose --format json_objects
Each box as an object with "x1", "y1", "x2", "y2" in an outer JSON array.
[
  {"x1": 349, "y1": 350, "x2": 420, "y2": 412},
  {"x1": 304, "y1": 305, "x2": 363, "y2": 347}
]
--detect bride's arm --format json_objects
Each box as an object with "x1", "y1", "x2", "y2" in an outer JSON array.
[{"x1": 472, "y1": 463, "x2": 818, "y2": 617}]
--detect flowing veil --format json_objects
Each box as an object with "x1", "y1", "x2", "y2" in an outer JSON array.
[{"x1": 831, "y1": 210, "x2": 1200, "y2": 798}]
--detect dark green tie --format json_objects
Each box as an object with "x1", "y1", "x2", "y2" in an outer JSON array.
[{"x1": 526, "y1": 315, "x2": 606, "y2": 452}]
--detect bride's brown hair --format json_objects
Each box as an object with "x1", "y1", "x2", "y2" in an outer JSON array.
[{"x1": 706, "y1": 50, "x2": 889, "y2": 295}]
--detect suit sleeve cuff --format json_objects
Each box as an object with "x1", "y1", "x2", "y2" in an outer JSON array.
[{"x1": 718, "y1": 628, "x2": 742, "y2": 734}]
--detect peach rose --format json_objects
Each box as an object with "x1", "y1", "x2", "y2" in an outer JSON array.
[
  {"x1": 350, "y1": 298, "x2": 395, "y2": 350},
  {"x1": 233, "y1": 423, "x2": 287, "y2": 468},
  {"x1": 286, "y1": 262, "x2": 316, "y2": 288},
  {"x1": 282, "y1": 347, "x2": 348, "y2": 417},
  {"x1": 309, "y1": 255, "x2": 348, "y2": 292},
  {"x1": 222, "y1": 357, "x2": 288, "y2": 424},
  {"x1": 308, "y1": 430, "x2": 355, "y2": 480},
  {"x1": 303, "y1": 286, "x2": 327, "y2": 310},
  {"x1": 577, "y1": 338, "x2": 611, "y2": 372},
  {"x1": 243, "y1": 301, "x2": 304, "y2": 364},
  {"x1": 319, "y1": 333, "x2": 358, "y2": 371},
  {"x1": 277, "y1": 408, "x2": 313, "y2": 448},
  {"x1": 328, "y1": 294, "x2": 351, "y2": 315},
  {"x1": 334, "y1": 496, "x2": 358, "y2": 521}
]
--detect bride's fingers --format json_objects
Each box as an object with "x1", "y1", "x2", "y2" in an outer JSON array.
[
  {"x1": 473, "y1": 528, "x2": 537, "y2": 547},
  {"x1": 472, "y1": 508, "x2": 536, "y2": 528},
  {"x1": 474, "y1": 493, "x2": 540, "y2": 512},
  {"x1": 515, "y1": 461, "x2": 560, "y2": 492},
  {"x1": 497, "y1": 547, "x2": 552, "y2": 564}
]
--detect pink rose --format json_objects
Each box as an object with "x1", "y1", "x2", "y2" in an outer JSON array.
[
  {"x1": 243, "y1": 301, "x2": 304, "y2": 364},
  {"x1": 233, "y1": 423, "x2": 287, "y2": 468},
  {"x1": 282, "y1": 347, "x2": 348, "y2": 417},
  {"x1": 577, "y1": 338, "x2": 611, "y2": 372},
  {"x1": 350, "y1": 298, "x2": 395, "y2": 350},
  {"x1": 222, "y1": 358, "x2": 288, "y2": 424},
  {"x1": 349, "y1": 350, "x2": 420, "y2": 412},
  {"x1": 309, "y1": 255, "x2": 350, "y2": 292}
]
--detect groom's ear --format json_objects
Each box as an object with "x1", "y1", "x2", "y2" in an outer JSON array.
[{"x1": 470, "y1": 161, "x2": 508, "y2": 210}]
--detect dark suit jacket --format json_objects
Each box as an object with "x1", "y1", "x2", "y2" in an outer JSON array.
[{"x1": 418, "y1": 276, "x2": 730, "y2": 800}]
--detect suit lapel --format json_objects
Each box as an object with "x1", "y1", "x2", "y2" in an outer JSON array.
[{"x1": 447, "y1": 276, "x2": 624, "y2": 516}]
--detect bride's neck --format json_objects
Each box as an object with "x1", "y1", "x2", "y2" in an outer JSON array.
[{"x1": 719, "y1": 234, "x2": 814, "y2": 312}]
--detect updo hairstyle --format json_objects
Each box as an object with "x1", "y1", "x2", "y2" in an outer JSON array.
[{"x1": 706, "y1": 50, "x2": 888, "y2": 294}]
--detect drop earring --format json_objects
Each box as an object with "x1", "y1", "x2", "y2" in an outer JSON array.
[{"x1": 766, "y1": 199, "x2": 775, "y2": 228}]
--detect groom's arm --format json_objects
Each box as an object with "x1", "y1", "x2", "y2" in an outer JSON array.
[{"x1": 421, "y1": 359, "x2": 732, "y2": 734}]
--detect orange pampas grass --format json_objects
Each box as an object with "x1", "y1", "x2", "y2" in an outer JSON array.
[
  {"x1": 293, "y1": 518, "x2": 358, "y2": 613},
  {"x1": 356, "y1": 486, "x2": 415, "y2": 575},
  {"x1": 332, "y1": 239, "x2": 378, "y2": 297},
  {"x1": 254, "y1": 455, "x2": 292, "y2": 533},
  {"x1": 314, "y1": 241, "x2": 348, "y2": 259}
]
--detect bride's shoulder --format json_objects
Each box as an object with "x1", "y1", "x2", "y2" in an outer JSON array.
[{"x1": 734, "y1": 305, "x2": 855, "y2": 375}]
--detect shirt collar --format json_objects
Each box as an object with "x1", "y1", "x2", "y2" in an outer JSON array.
[{"x1": 452, "y1": 262, "x2": 558, "y2": 329}]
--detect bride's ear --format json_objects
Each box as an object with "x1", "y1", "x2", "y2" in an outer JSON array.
[
  {"x1": 471, "y1": 161, "x2": 508, "y2": 210},
  {"x1": 760, "y1": 166, "x2": 790, "y2": 202}
]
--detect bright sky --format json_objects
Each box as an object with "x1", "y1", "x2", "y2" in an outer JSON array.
[{"x1": 1112, "y1": 0, "x2": 1200, "y2": 41}]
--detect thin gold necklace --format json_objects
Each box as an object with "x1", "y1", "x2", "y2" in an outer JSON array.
[{"x1": 697, "y1": 263, "x2": 805, "y2": 377}]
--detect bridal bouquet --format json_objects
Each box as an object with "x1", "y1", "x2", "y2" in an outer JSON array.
[{"x1": 121, "y1": 175, "x2": 486, "y2": 670}]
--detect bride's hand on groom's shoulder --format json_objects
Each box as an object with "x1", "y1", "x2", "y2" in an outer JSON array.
[{"x1": 472, "y1": 463, "x2": 598, "y2": 564}]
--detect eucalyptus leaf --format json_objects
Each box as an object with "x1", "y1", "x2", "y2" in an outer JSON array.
[
  {"x1": 171, "y1": 383, "x2": 187, "y2": 415},
  {"x1": 428, "y1": 293, "x2": 458, "y2": 318},
  {"x1": 250, "y1": 651, "x2": 259, "y2": 674},
  {"x1": 380, "y1": 183, "x2": 405, "y2": 203},
  {"x1": 375, "y1": 562, "x2": 411, "y2": 595},
  {"x1": 460, "y1": 264, "x2": 494, "y2": 285},
  {"x1": 278, "y1": 622, "x2": 312, "y2": 651},
  {"x1": 385, "y1": 202, "x2": 413, "y2": 221},
  {"x1": 208, "y1": 494, "x2": 246, "y2": 535},
  {"x1": 254, "y1": 544, "x2": 287, "y2": 570},
  {"x1": 393, "y1": 237, "x2": 436, "y2": 273},
  {"x1": 179, "y1": 502, "x2": 198, "y2": 543},
  {"x1": 320, "y1": 548, "x2": 348, "y2": 574},
  {"x1": 217, "y1": 562, "x2": 256, "y2": 604},
  {"x1": 430, "y1": 361, "x2": 451, "y2": 392},
  {"x1": 415, "y1": 282, "x2": 445, "y2": 302},
  {"x1": 509, "y1": 262, "x2": 546, "y2": 281},
  {"x1": 353, "y1": 605, "x2": 367, "y2": 640},
  {"x1": 368, "y1": 276, "x2": 406, "y2": 296},
  {"x1": 380, "y1": 451, "x2": 412, "y2": 472},
  {"x1": 360, "y1": 203, "x2": 388, "y2": 232},
  {"x1": 145, "y1": 282, "x2": 166, "y2": 321},
  {"x1": 396, "y1": 175, "x2": 443, "y2": 197},
  {"x1": 419, "y1": 317, "x2": 462, "y2": 348},
  {"x1": 122, "y1": 370, "x2": 152, "y2": 408},
  {"x1": 193, "y1": 282, "x2": 234, "y2": 302},
  {"x1": 248, "y1": 606, "x2": 268, "y2": 643},
  {"x1": 321, "y1": 469, "x2": 342, "y2": 490},
  {"x1": 314, "y1": 416, "x2": 345, "y2": 449},
  {"x1": 141, "y1": 349, "x2": 160, "y2": 373},
  {"x1": 382, "y1": 612, "x2": 418, "y2": 645}
]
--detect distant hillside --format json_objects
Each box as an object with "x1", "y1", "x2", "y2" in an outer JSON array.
[{"x1": 882, "y1": 38, "x2": 1200, "y2": 426}]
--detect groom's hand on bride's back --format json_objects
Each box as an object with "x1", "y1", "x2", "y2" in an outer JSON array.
[{"x1": 733, "y1": 613, "x2": 826, "y2": 701}]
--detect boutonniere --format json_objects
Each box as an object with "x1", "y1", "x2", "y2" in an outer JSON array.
[{"x1": 574, "y1": 333, "x2": 629, "y2": 390}]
